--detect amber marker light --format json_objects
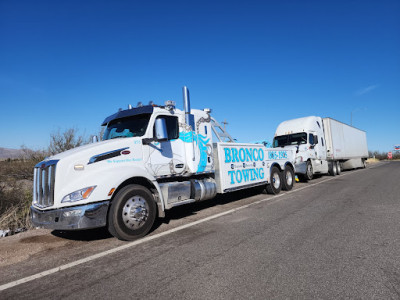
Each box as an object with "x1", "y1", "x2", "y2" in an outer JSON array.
[
  {"x1": 108, "y1": 188, "x2": 116, "y2": 197},
  {"x1": 82, "y1": 186, "x2": 96, "y2": 199}
]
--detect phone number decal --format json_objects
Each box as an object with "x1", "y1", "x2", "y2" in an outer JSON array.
[{"x1": 268, "y1": 151, "x2": 288, "y2": 160}]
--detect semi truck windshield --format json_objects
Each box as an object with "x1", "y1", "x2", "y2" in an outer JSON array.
[
  {"x1": 103, "y1": 115, "x2": 151, "y2": 140},
  {"x1": 273, "y1": 133, "x2": 307, "y2": 147}
]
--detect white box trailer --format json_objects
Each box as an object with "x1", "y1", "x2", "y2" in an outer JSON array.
[
  {"x1": 323, "y1": 118, "x2": 368, "y2": 160},
  {"x1": 273, "y1": 116, "x2": 368, "y2": 181}
]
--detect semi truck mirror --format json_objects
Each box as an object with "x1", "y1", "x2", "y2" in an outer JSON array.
[
  {"x1": 155, "y1": 118, "x2": 168, "y2": 141},
  {"x1": 309, "y1": 133, "x2": 314, "y2": 145},
  {"x1": 314, "y1": 135, "x2": 318, "y2": 144}
]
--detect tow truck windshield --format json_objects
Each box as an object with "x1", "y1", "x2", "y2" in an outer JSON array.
[
  {"x1": 103, "y1": 115, "x2": 151, "y2": 140},
  {"x1": 273, "y1": 132, "x2": 307, "y2": 147}
]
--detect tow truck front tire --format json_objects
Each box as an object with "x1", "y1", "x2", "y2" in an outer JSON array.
[{"x1": 108, "y1": 184, "x2": 156, "y2": 241}]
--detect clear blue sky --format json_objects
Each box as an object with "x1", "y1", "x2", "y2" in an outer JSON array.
[{"x1": 1, "y1": 0, "x2": 399, "y2": 152}]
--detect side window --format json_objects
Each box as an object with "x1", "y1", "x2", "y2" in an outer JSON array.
[
  {"x1": 154, "y1": 116, "x2": 179, "y2": 140},
  {"x1": 321, "y1": 137, "x2": 324, "y2": 146},
  {"x1": 309, "y1": 133, "x2": 314, "y2": 145}
]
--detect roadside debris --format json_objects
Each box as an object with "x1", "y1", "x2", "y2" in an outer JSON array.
[{"x1": 0, "y1": 228, "x2": 27, "y2": 238}]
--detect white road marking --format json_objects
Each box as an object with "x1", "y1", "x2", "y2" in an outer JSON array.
[{"x1": 0, "y1": 168, "x2": 364, "y2": 292}]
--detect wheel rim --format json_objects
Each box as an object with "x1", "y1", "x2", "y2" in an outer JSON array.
[
  {"x1": 333, "y1": 163, "x2": 337, "y2": 174},
  {"x1": 337, "y1": 162, "x2": 341, "y2": 174},
  {"x1": 272, "y1": 173, "x2": 281, "y2": 189},
  {"x1": 122, "y1": 196, "x2": 149, "y2": 229},
  {"x1": 285, "y1": 170, "x2": 293, "y2": 186},
  {"x1": 307, "y1": 164, "x2": 312, "y2": 177}
]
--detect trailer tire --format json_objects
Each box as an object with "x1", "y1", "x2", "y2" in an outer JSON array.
[
  {"x1": 108, "y1": 184, "x2": 156, "y2": 241},
  {"x1": 281, "y1": 165, "x2": 294, "y2": 191},
  {"x1": 266, "y1": 166, "x2": 282, "y2": 194},
  {"x1": 363, "y1": 159, "x2": 367, "y2": 168},
  {"x1": 305, "y1": 161, "x2": 313, "y2": 181}
]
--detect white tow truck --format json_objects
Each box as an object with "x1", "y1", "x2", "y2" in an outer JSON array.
[
  {"x1": 31, "y1": 87, "x2": 296, "y2": 240},
  {"x1": 272, "y1": 116, "x2": 368, "y2": 181}
]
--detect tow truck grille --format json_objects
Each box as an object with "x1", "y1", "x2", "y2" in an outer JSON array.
[{"x1": 33, "y1": 160, "x2": 58, "y2": 208}]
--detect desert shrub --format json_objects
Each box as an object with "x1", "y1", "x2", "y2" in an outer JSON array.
[
  {"x1": 48, "y1": 128, "x2": 88, "y2": 155},
  {"x1": 369, "y1": 150, "x2": 400, "y2": 160},
  {"x1": 0, "y1": 180, "x2": 33, "y2": 230},
  {"x1": 0, "y1": 128, "x2": 96, "y2": 233}
]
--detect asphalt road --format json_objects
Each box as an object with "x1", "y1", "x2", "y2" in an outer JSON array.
[{"x1": 1, "y1": 161, "x2": 400, "y2": 299}]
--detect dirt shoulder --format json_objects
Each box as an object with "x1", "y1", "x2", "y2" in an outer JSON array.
[{"x1": 0, "y1": 229, "x2": 69, "y2": 267}]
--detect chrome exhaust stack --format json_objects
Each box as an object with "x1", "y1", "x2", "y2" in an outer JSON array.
[{"x1": 182, "y1": 86, "x2": 195, "y2": 130}]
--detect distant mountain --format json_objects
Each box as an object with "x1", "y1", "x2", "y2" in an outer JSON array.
[{"x1": 0, "y1": 147, "x2": 24, "y2": 159}]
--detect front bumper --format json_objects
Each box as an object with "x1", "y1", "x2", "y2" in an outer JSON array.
[
  {"x1": 30, "y1": 201, "x2": 110, "y2": 230},
  {"x1": 294, "y1": 161, "x2": 307, "y2": 175}
]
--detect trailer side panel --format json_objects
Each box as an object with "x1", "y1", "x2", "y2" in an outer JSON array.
[{"x1": 323, "y1": 118, "x2": 368, "y2": 160}]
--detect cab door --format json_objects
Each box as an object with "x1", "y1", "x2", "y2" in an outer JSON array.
[
  {"x1": 311, "y1": 127, "x2": 328, "y2": 173},
  {"x1": 144, "y1": 115, "x2": 186, "y2": 177}
]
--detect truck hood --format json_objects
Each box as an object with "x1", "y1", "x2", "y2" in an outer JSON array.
[
  {"x1": 44, "y1": 138, "x2": 141, "y2": 163},
  {"x1": 274, "y1": 144, "x2": 311, "y2": 155},
  {"x1": 274, "y1": 145, "x2": 299, "y2": 152}
]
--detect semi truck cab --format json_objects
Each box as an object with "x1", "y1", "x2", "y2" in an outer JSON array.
[
  {"x1": 273, "y1": 116, "x2": 329, "y2": 180},
  {"x1": 273, "y1": 116, "x2": 368, "y2": 181}
]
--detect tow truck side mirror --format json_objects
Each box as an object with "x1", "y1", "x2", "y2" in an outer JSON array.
[{"x1": 155, "y1": 118, "x2": 168, "y2": 141}]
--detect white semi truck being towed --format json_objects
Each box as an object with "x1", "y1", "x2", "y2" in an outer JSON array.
[
  {"x1": 31, "y1": 87, "x2": 296, "y2": 240},
  {"x1": 272, "y1": 116, "x2": 368, "y2": 181}
]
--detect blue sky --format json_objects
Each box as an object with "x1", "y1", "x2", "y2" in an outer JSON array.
[{"x1": 1, "y1": 0, "x2": 399, "y2": 152}]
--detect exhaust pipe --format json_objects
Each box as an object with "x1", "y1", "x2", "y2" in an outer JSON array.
[
  {"x1": 183, "y1": 86, "x2": 192, "y2": 127},
  {"x1": 183, "y1": 86, "x2": 196, "y2": 161}
]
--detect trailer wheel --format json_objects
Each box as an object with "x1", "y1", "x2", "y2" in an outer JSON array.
[
  {"x1": 266, "y1": 166, "x2": 282, "y2": 194},
  {"x1": 281, "y1": 165, "x2": 294, "y2": 191},
  {"x1": 108, "y1": 184, "x2": 156, "y2": 241},
  {"x1": 336, "y1": 161, "x2": 341, "y2": 175},
  {"x1": 305, "y1": 161, "x2": 313, "y2": 181},
  {"x1": 363, "y1": 159, "x2": 367, "y2": 168}
]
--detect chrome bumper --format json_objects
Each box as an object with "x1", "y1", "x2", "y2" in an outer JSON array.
[
  {"x1": 30, "y1": 201, "x2": 109, "y2": 230},
  {"x1": 294, "y1": 161, "x2": 307, "y2": 175}
]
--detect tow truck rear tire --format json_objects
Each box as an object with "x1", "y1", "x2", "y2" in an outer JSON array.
[
  {"x1": 281, "y1": 165, "x2": 294, "y2": 191},
  {"x1": 108, "y1": 184, "x2": 156, "y2": 241},
  {"x1": 266, "y1": 166, "x2": 282, "y2": 195}
]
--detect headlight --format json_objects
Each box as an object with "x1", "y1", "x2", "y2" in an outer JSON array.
[{"x1": 61, "y1": 186, "x2": 96, "y2": 203}]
